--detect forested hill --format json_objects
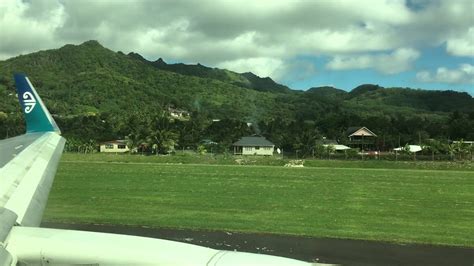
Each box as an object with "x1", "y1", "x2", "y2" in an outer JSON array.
[
  {"x1": 129, "y1": 53, "x2": 291, "y2": 93},
  {"x1": 0, "y1": 40, "x2": 294, "y2": 120},
  {"x1": 0, "y1": 40, "x2": 473, "y2": 145},
  {"x1": 305, "y1": 84, "x2": 473, "y2": 113}
]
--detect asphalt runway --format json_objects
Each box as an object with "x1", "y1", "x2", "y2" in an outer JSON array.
[
  {"x1": 0, "y1": 133, "x2": 40, "y2": 168},
  {"x1": 41, "y1": 222, "x2": 473, "y2": 265}
]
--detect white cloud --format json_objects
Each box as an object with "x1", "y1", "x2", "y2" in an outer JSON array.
[
  {"x1": 291, "y1": 26, "x2": 398, "y2": 54},
  {"x1": 0, "y1": 0, "x2": 64, "y2": 59},
  {"x1": 326, "y1": 48, "x2": 420, "y2": 74},
  {"x1": 0, "y1": 0, "x2": 472, "y2": 83},
  {"x1": 446, "y1": 27, "x2": 474, "y2": 57},
  {"x1": 216, "y1": 57, "x2": 317, "y2": 82},
  {"x1": 416, "y1": 64, "x2": 474, "y2": 84},
  {"x1": 216, "y1": 57, "x2": 285, "y2": 78}
]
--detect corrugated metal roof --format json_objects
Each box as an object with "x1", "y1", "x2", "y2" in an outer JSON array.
[
  {"x1": 346, "y1": 126, "x2": 377, "y2": 137},
  {"x1": 100, "y1": 140, "x2": 127, "y2": 145},
  {"x1": 323, "y1": 144, "x2": 351, "y2": 150},
  {"x1": 346, "y1": 127, "x2": 361, "y2": 135},
  {"x1": 233, "y1": 136, "x2": 274, "y2": 147},
  {"x1": 394, "y1": 145, "x2": 422, "y2": 152}
]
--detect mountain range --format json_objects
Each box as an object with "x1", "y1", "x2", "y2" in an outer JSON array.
[{"x1": 0, "y1": 40, "x2": 473, "y2": 141}]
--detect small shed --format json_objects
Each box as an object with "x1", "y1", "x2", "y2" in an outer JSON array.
[
  {"x1": 233, "y1": 136, "x2": 275, "y2": 156},
  {"x1": 99, "y1": 140, "x2": 129, "y2": 153}
]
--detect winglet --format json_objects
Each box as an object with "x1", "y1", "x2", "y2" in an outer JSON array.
[{"x1": 14, "y1": 74, "x2": 61, "y2": 134}]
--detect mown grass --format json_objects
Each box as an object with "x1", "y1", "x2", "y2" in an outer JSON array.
[
  {"x1": 61, "y1": 152, "x2": 474, "y2": 171},
  {"x1": 44, "y1": 157, "x2": 474, "y2": 247}
]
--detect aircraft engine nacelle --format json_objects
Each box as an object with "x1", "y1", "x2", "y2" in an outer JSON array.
[{"x1": 5, "y1": 227, "x2": 314, "y2": 265}]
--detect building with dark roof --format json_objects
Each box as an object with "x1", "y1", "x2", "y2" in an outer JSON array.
[{"x1": 233, "y1": 136, "x2": 275, "y2": 156}]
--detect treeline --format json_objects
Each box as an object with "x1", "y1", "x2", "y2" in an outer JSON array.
[{"x1": 2, "y1": 109, "x2": 471, "y2": 159}]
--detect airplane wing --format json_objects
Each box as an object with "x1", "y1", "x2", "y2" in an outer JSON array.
[
  {"x1": 0, "y1": 74, "x2": 65, "y2": 264},
  {"x1": 0, "y1": 74, "x2": 65, "y2": 227},
  {"x1": 0, "y1": 74, "x2": 313, "y2": 265}
]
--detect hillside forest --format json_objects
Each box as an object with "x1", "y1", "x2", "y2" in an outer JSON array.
[{"x1": 0, "y1": 41, "x2": 473, "y2": 158}]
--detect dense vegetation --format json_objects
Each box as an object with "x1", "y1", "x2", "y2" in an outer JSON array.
[
  {"x1": 0, "y1": 40, "x2": 473, "y2": 155},
  {"x1": 44, "y1": 156, "x2": 474, "y2": 247}
]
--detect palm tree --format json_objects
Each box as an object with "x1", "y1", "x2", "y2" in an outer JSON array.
[
  {"x1": 125, "y1": 132, "x2": 144, "y2": 154},
  {"x1": 147, "y1": 112, "x2": 178, "y2": 155},
  {"x1": 148, "y1": 129, "x2": 178, "y2": 155}
]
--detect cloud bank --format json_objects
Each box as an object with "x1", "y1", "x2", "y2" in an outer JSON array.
[
  {"x1": 326, "y1": 48, "x2": 420, "y2": 74},
  {"x1": 417, "y1": 64, "x2": 474, "y2": 84},
  {"x1": 0, "y1": 0, "x2": 473, "y2": 87}
]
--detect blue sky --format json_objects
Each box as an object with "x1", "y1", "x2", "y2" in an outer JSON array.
[
  {"x1": 1, "y1": 0, "x2": 473, "y2": 94},
  {"x1": 285, "y1": 45, "x2": 473, "y2": 94}
]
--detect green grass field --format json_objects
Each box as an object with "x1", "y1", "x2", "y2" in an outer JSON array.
[
  {"x1": 60, "y1": 153, "x2": 474, "y2": 171},
  {"x1": 44, "y1": 154, "x2": 474, "y2": 247}
]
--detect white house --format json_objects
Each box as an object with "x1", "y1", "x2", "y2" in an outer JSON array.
[
  {"x1": 233, "y1": 136, "x2": 275, "y2": 156},
  {"x1": 168, "y1": 107, "x2": 190, "y2": 120},
  {"x1": 346, "y1": 126, "x2": 378, "y2": 151},
  {"x1": 99, "y1": 140, "x2": 130, "y2": 153}
]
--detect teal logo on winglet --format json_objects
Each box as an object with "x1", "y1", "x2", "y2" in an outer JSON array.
[
  {"x1": 22, "y1": 91, "x2": 37, "y2": 113},
  {"x1": 14, "y1": 73, "x2": 61, "y2": 134}
]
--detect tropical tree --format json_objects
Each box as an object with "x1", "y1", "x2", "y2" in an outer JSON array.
[
  {"x1": 345, "y1": 148, "x2": 358, "y2": 159},
  {"x1": 425, "y1": 139, "x2": 444, "y2": 161},
  {"x1": 204, "y1": 119, "x2": 252, "y2": 147},
  {"x1": 468, "y1": 144, "x2": 474, "y2": 161},
  {"x1": 447, "y1": 143, "x2": 455, "y2": 160},
  {"x1": 125, "y1": 132, "x2": 142, "y2": 154},
  {"x1": 444, "y1": 140, "x2": 471, "y2": 160},
  {"x1": 325, "y1": 144, "x2": 336, "y2": 159},
  {"x1": 401, "y1": 144, "x2": 416, "y2": 160},
  {"x1": 147, "y1": 112, "x2": 178, "y2": 155},
  {"x1": 313, "y1": 144, "x2": 326, "y2": 159},
  {"x1": 196, "y1": 144, "x2": 207, "y2": 155},
  {"x1": 451, "y1": 140, "x2": 470, "y2": 160},
  {"x1": 64, "y1": 137, "x2": 81, "y2": 153},
  {"x1": 83, "y1": 139, "x2": 97, "y2": 153},
  {"x1": 292, "y1": 129, "x2": 319, "y2": 158}
]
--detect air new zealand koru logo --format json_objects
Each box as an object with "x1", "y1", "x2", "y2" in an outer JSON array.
[{"x1": 22, "y1": 92, "x2": 36, "y2": 114}]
